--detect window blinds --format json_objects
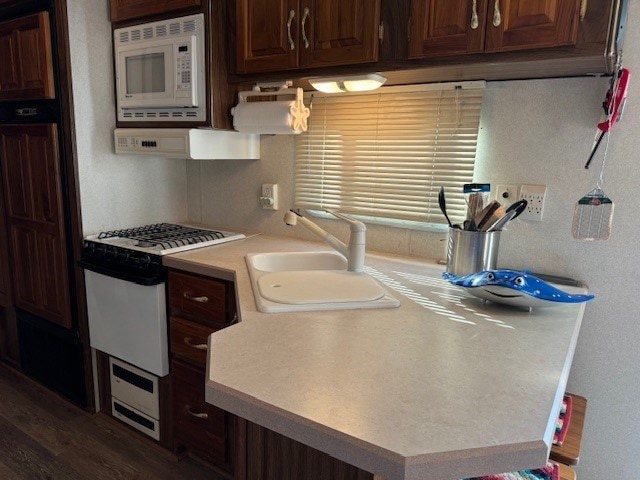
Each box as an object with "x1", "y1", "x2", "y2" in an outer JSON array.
[{"x1": 294, "y1": 82, "x2": 484, "y2": 225}]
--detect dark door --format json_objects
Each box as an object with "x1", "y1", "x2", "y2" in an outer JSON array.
[{"x1": 0, "y1": 123, "x2": 72, "y2": 329}]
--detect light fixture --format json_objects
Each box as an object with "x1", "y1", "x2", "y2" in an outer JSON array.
[{"x1": 308, "y1": 73, "x2": 387, "y2": 93}]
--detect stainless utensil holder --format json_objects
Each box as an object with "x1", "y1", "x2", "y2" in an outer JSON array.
[{"x1": 446, "y1": 228, "x2": 500, "y2": 276}]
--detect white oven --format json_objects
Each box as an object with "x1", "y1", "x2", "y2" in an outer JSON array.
[{"x1": 113, "y1": 14, "x2": 206, "y2": 122}]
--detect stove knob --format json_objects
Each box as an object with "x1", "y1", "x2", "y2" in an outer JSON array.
[
  {"x1": 108, "y1": 247, "x2": 119, "y2": 259},
  {"x1": 96, "y1": 245, "x2": 107, "y2": 256},
  {"x1": 117, "y1": 250, "x2": 130, "y2": 262},
  {"x1": 141, "y1": 254, "x2": 152, "y2": 267}
]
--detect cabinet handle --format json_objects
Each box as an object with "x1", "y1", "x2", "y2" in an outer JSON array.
[
  {"x1": 301, "y1": 7, "x2": 310, "y2": 49},
  {"x1": 185, "y1": 405, "x2": 208, "y2": 419},
  {"x1": 287, "y1": 9, "x2": 296, "y2": 50},
  {"x1": 470, "y1": 0, "x2": 479, "y2": 29},
  {"x1": 183, "y1": 292, "x2": 208, "y2": 303},
  {"x1": 492, "y1": 0, "x2": 502, "y2": 27},
  {"x1": 183, "y1": 337, "x2": 207, "y2": 350}
]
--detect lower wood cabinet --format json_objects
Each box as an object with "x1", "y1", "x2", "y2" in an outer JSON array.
[
  {"x1": 171, "y1": 359, "x2": 234, "y2": 471},
  {"x1": 244, "y1": 421, "x2": 374, "y2": 480}
]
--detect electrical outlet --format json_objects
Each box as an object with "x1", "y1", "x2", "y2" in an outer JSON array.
[
  {"x1": 260, "y1": 183, "x2": 278, "y2": 210},
  {"x1": 518, "y1": 184, "x2": 547, "y2": 221},
  {"x1": 495, "y1": 184, "x2": 519, "y2": 207}
]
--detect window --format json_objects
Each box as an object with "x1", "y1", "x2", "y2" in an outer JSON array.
[{"x1": 294, "y1": 81, "x2": 485, "y2": 229}]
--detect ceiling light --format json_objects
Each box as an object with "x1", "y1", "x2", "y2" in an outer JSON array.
[{"x1": 308, "y1": 73, "x2": 387, "y2": 93}]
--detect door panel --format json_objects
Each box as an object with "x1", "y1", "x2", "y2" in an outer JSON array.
[
  {"x1": 236, "y1": 0, "x2": 298, "y2": 73},
  {"x1": 0, "y1": 12, "x2": 55, "y2": 100},
  {"x1": 300, "y1": 0, "x2": 380, "y2": 68},
  {"x1": 409, "y1": 0, "x2": 487, "y2": 57},
  {"x1": 485, "y1": 0, "x2": 580, "y2": 52},
  {"x1": 0, "y1": 124, "x2": 71, "y2": 328}
]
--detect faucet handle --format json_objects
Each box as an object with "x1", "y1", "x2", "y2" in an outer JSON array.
[{"x1": 326, "y1": 210, "x2": 366, "y2": 233}]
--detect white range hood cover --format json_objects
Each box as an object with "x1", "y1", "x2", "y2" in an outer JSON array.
[{"x1": 114, "y1": 128, "x2": 260, "y2": 160}]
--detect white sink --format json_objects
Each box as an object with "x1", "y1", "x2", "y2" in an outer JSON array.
[
  {"x1": 245, "y1": 251, "x2": 399, "y2": 313},
  {"x1": 247, "y1": 251, "x2": 347, "y2": 272}
]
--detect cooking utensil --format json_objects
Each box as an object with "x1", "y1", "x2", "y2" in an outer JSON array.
[
  {"x1": 439, "y1": 186, "x2": 453, "y2": 228},
  {"x1": 475, "y1": 201, "x2": 504, "y2": 231},
  {"x1": 486, "y1": 209, "x2": 517, "y2": 232},
  {"x1": 505, "y1": 199, "x2": 528, "y2": 220}
]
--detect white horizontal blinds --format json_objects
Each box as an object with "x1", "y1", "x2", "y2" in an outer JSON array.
[{"x1": 294, "y1": 83, "x2": 484, "y2": 224}]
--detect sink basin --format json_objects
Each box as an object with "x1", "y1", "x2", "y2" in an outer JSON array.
[
  {"x1": 245, "y1": 251, "x2": 399, "y2": 313},
  {"x1": 247, "y1": 251, "x2": 347, "y2": 272}
]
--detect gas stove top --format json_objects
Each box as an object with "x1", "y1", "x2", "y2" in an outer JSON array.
[{"x1": 84, "y1": 223, "x2": 245, "y2": 256}]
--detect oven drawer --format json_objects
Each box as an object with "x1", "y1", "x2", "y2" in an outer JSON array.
[
  {"x1": 168, "y1": 271, "x2": 227, "y2": 326},
  {"x1": 170, "y1": 316, "x2": 216, "y2": 367},
  {"x1": 171, "y1": 360, "x2": 232, "y2": 469}
]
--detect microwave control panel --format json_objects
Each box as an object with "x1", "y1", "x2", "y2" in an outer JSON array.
[{"x1": 175, "y1": 41, "x2": 194, "y2": 99}]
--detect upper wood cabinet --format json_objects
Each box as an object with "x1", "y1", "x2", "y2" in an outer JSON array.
[
  {"x1": 0, "y1": 12, "x2": 55, "y2": 100},
  {"x1": 109, "y1": 0, "x2": 202, "y2": 23},
  {"x1": 236, "y1": 0, "x2": 381, "y2": 74},
  {"x1": 0, "y1": 124, "x2": 72, "y2": 329},
  {"x1": 409, "y1": 0, "x2": 581, "y2": 58}
]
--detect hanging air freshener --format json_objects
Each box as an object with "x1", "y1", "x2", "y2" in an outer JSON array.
[{"x1": 573, "y1": 67, "x2": 630, "y2": 241}]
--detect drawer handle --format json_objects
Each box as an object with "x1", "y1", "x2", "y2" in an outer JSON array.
[
  {"x1": 287, "y1": 9, "x2": 296, "y2": 50},
  {"x1": 183, "y1": 337, "x2": 207, "y2": 350},
  {"x1": 301, "y1": 7, "x2": 310, "y2": 49},
  {"x1": 185, "y1": 405, "x2": 208, "y2": 419},
  {"x1": 492, "y1": 0, "x2": 502, "y2": 27},
  {"x1": 183, "y1": 292, "x2": 209, "y2": 303},
  {"x1": 470, "y1": 0, "x2": 479, "y2": 29}
]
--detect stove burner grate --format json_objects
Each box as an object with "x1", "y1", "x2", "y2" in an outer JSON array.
[{"x1": 98, "y1": 223, "x2": 228, "y2": 250}]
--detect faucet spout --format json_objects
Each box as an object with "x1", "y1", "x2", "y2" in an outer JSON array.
[{"x1": 283, "y1": 210, "x2": 366, "y2": 273}]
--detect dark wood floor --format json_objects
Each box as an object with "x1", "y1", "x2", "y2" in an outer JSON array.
[{"x1": 0, "y1": 363, "x2": 226, "y2": 480}]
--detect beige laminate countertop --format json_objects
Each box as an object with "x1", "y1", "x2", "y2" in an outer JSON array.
[{"x1": 163, "y1": 234, "x2": 586, "y2": 480}]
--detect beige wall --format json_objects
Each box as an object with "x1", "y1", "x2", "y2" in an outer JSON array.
[
  {"x1": 68, "y1": 0, "x2": 188, "y2": 235},
  {"x1": 188, "y1": 1, "x2": 640, "y2": 477}
]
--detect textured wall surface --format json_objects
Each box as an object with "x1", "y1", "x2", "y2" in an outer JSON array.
[{"x1": 68, "y1": 0, "x2": 187, "y2": 235}]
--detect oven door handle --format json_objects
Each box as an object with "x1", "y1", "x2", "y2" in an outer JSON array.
[{"x1": 78, "y1": 259, "x2": 164, "y2": 286}]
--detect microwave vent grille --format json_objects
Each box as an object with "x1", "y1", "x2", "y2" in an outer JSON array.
[
  {"x1": 183, "y1": 19, "x2": 197, "y2": 32},
  {"x1": 155, "y1": 25, "x2": 167, "y2": 37},
  {"x1": 169, "y1": 22, "x2": 181, "y2": 35},
  {"x1": 142, "y1": 27, "x2": 154, "y2": 39},
  {"x1": 130, "y1": 30, "x2": 141, "y2": 42},
  {"x1": 119, "y1": 31, "x2": 129, "y2": 43}
]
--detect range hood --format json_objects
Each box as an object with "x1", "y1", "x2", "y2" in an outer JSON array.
[{"x1": 114, "y1": 128, "x2": 260, "y2": 160}]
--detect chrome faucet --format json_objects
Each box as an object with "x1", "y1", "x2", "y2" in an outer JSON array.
[{"x1": 283, "y1": 209, "x2": 366, "y2": 273}]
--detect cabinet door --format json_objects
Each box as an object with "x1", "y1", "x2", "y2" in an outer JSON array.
[
  {"x1": 0, "y1": 124, "x2": 72, "y2": 329},
  {"x1": 0, "y1": 12, "x2": 55, "y2": 101},
  {"x1": 109, "y1": 0, "x2": 202, "y2": 22},
  {"x1": 236, "y1": 0, "x2": 299, "y2": 73},
  {"x1": 172, "y1": 360, "x2": 234, "y2": 472},
  {"x1": 299, "y1": 0, "x2": 381, "y2": 68},
  {"x1": 484, "y1": 0, "x2": 580, "y2": 52},
  {"x1": 0, "y1": 180, "x2": 10, "y2": 306},
  {"x1": 409, "y1": 0, "x2": 488, "y2": 57}
]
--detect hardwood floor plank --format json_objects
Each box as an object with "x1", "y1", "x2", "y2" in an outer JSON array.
[
  {"x1": 0, "y1": 415, "x2": 81, "y2": 479},
  {"x1": 0, "y1": 364, "x2": 226, "y2": 480}
]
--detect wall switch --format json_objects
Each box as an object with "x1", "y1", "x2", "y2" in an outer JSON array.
[
  {"x1": 518, "y1": 184, "x2": 547, "y2": 221},
  {"x1": 260, "y1": 183, "x2": 278, "y2": 210},
  {"x1": 495, "y1": 184, "x2": 519, "y2": 207}
]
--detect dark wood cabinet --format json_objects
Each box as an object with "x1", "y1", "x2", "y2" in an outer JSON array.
[
  {"x1": 109, "y1": 0, "x2": 203, "y2": 22},
  {"x1": 244, "y1": 421, "x2": 373, "y2": 480},
  {"x1": 236, "y1": 0, "x2": 381, "y2": 73},
  {"x1": 0, "y1": 12, "x2": 55, "y2": 100},
  {"x1": 168, "y1": 269, "x2": 236, "y2": 474},
  {"x1": 409, "y1": 0, "x2": 581, "y2": 58},
  {"x1": 0, "y1": 181, "x2": 10, "y2": 307},
  {"x1": 484, "y1": 0, "x2": 581, "y2": 52},
  {"x1": 0, "y1": 124, "x2": 72, "y2": 329}
]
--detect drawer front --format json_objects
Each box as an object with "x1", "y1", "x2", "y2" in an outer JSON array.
[
  {"x1": 171, "y1": 360, "x2": 232, "y2": 470},
  {"x1": 169, "y1": 271, "x2": 227, "y2": 325},
  {"x1": 170, "y1": 316, "x2": 215, "y2": 367}
]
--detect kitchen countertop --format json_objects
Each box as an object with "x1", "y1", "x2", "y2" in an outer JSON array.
[{"x1": 164, "y1": 234, "x2": 586, "y2": 480}]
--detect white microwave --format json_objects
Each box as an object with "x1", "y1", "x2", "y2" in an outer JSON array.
[{"x1": 113, "y1": 13, "x2": 206, "y2": 122}]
